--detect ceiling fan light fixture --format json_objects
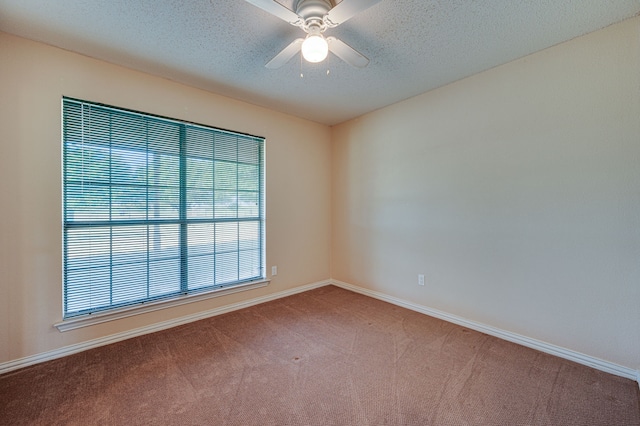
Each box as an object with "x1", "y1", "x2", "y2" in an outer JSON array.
[{"x1": 301, "y1": 34, "x2": 328, "y2": 63}]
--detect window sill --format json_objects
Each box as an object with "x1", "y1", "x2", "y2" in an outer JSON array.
[{"x1": 54, "y1": 279, "x2": 270, "y2": 332}]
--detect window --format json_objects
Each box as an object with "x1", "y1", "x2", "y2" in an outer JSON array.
[{"x1": 62, "y1": 98, "x2": 265, "y2": 319}]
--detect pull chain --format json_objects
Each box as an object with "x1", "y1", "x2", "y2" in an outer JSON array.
[{"x1": 300, "y1": 52, "x2": 304, "y2": 78}]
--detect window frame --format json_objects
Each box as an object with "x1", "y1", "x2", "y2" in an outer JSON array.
[{"x1": 58, "y1": 97, "x2": 267, "y2": 329}]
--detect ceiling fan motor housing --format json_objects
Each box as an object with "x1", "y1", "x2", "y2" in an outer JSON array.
[{"x1": 296, "y1": 0, "x2": 333, "y2": 32}]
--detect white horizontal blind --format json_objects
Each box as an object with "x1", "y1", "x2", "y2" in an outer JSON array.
[{"x1": 62, "y1": 98, "x2": 264, "y2": 318}]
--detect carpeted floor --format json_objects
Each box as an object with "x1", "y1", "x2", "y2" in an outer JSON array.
[{"x1": 1, "y1": 285, "x2": 639, "y2": 425}]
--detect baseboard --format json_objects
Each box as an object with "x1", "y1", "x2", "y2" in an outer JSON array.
[
  {"x1": 330, "y1": 279, "x2": 640, "y2": 383},
  {"x1": 0, "y1": 279, "x2": 331, "y2": 375}
]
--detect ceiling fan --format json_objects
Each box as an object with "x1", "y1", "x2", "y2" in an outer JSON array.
[{"x1": 245, "y1": 0, "x2": 383, "y2": 69}]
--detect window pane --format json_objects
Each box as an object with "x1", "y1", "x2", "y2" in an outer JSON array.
[
  {"x1": 112, "y1": 226, "x2": 147, "y2": 263},
  {"x1": 111, "y1": 113, "x2": 147, "y2": 153},
  {"x1": 65, "y1": 266, "x2": 111, "y2": 314},
  {"x1": 239, "y1": 221, "x2": 260, "y2": 250},
  {"x1": 238, "y1": 192, "x2": 259, "y2": 218},
  {"x1": 65, "y1": 143, "x2": 110, "y2": 184},
  {"x1": 149, "y1": 224, "x2": 180, "y2": 259},
  {"x1": 215, "y1": 191, "x2": 238, "y2": 218},
  {"x1": 187, "y1": 157, "x2": 213, "y2": 189},
  {"x1": 186, "y1": 127, "x2": 213, "y2": 159},
  {"x1": 216, "y1": 251, "x2": 238, "y2": 285},
  {"x1": 66, "y1": 227, "x2": 111, "y2": 268},
  {"x1": 149, "y1": 259, "x2": 181, "y2": 297},
  {"x1": 239, "y1": 249, "x2": 261, "y2": 281},
  {"x1": 149, "y1": 153, "x2": 179, "y2": 187},
  {"x1": 215, "y1": 161, "x2": 237, "y2": 190},
  {"x1": 111, "y1": 148, "x2": 147, "y2": 186},
  {"x1": 149, "y1": 120, "x2": 181, "y2": 157},
  {"x1": 238, "y1": 164, "x2": 259, "y2": 191},
  {"x1": 148, "y1": 187, "x2": 180, "y2": 220},
  {"x1": 188, "y1": 255, "x2": 215, "y2": 290},
  {"x1": 112, "y1": 185, "x2": 147, "y2": 220},
  {"x1": 214, "y1": 134, "x2": 237, "y2": 162},
  {"x1": 188, "y1": 223, "x2": 215, "y2": 257},
  {"x1": 215, "y1": 222, "x2": 238, "y2": 253},
  {"x1": 238, "y1": 138, "x2": 260, "y2": 164},
  {"x1": 112, "y1": 262, "x2": 148, "y2": 304},
  {"x1": 65, "y1": 184, "x2": 110, "y2": 221},
  {"x1": 187, "y1": 189, "x2": 214, "y2": 219}
]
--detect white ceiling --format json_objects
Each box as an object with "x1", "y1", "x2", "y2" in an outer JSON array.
[{"x1": 1, "y1": 0, "x2": 639, "y2": 125}]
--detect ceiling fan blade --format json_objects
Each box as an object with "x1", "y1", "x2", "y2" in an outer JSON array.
[
  {"x1": 324, "y1": 0, "x2": 384, "y2": 26},
  {"x1": 327, "y1": 37, "x2": 369, "y2": 68},
  {"x1": 265, "y1": 38, "x2": 304, "y2": 69},
  {"x1": 245, "y1": 0, "x2": 303, "y2": 26}
]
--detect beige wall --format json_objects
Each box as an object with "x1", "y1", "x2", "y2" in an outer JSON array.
[
  {"x1": 0, "y1": 32, "x2": 331, "y2": 364},
  {"x1": 332, "y1": 17, "x2": 640, "y2": 370}
]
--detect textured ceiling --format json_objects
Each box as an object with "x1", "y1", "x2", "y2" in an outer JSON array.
[{"x1": 1, "y1": 0, "x2": 639, "y2": 125}]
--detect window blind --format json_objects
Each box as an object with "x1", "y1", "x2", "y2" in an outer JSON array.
[{"x1": 62, "y1": 98, "x2": 264, "y2": 318}]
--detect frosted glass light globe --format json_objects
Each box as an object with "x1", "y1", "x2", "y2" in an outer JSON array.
[{"x1": 301, "y1": 34, "x2": 328, "y2": 63}]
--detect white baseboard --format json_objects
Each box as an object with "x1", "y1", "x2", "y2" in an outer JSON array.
[
  {"x1": 330, "y1": 279, "x2": 640, "y2": 383},
  {"x1": 0, "y1": 279, "x2": 331, "y2": 375}
]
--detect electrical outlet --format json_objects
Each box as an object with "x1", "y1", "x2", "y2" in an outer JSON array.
[
  {"x1": 418, "y1": 274, "x2": 425, "y2": 286},
  {"x1": 271, "y1": 266, "x2": 278, "y2": 276}
]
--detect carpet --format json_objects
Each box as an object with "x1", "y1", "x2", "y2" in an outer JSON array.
[{"x1": 1, "y1": 285, "x2": 638, "y2": 425}]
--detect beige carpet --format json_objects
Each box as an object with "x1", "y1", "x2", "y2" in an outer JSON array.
[{"x1": 1, "y1": 285, "x2": 639, "y2": 425}]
